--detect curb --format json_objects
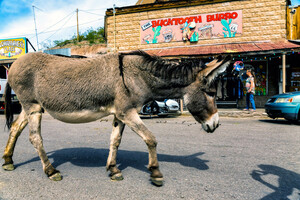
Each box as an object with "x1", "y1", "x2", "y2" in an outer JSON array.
[{"x1": 180, "y1": 109, "x2": 268, "y2": 118}]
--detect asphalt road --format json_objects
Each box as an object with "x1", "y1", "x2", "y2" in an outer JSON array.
[{"x1": 0, "y1": 113, "x2": 299, "y2": 200}]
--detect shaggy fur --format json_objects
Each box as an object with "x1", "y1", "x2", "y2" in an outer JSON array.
[
  {"x1": 3, "y1": 50, "x2": 230, "y2": 186},
  {"x1": 120, "y1": 50, "x2": 205, "y2": 87}
]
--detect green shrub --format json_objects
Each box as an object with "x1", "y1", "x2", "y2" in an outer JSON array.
[{"x1": 53, "y1": 26, "x2": 106, "y2": 47}]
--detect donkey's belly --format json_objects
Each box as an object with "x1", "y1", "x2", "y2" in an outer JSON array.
[{"x1": 47, "y1": 108, "x2": 114, "y2": 123}]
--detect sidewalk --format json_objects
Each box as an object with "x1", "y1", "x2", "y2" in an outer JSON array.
[
  {"x1": 218, "y1": 108, "x2": 267, "y2": 118},
  {"x1": 181, "y1": 108, "x2": 268, "y2": 118}
]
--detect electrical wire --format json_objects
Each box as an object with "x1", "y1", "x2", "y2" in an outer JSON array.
[
  {"x1": 0, "y1": 10, "x2": 75, "y2": 39},
  {"x1": 1, "y1": 8, "x2": 105, "y2": 43},
  {"x1": 39, "y1": 12, "x2": 75, "y2": 44},
  {"x1": 80, "y1": 9, "x2": 105, "y2": 11},
  {"x1": 38, "y1": 10, "x2": 76, "y2": 35},
  {"x1": 37, "y1": 18, "x2": 103, "y2": 44},
  {"x1": 23, "y1": 18, "x2": 103, "y2": 41},
  {"x1": 79, "y1": 10, "x2": 105, "y2": 16}
]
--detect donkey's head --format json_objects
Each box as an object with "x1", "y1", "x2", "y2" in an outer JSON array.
[{"x1": 184, "y1": 55, "x2": 231, "y2": 133}]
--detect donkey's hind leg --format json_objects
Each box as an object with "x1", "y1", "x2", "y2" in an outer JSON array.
[
  {"x1": 3, "y1": 110, "x2": 28, "y2": 171},
  {"x1": 106, "y1": 116, "x2": 125, "y2": 181},
  {"x1": 28, "y1": 110, "x2": 61, "y2": 181}
]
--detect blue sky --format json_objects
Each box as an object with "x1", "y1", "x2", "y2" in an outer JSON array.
[
  {"x1": 0, "y1": 0, "x2": 137, "y2": 51},
  {"x1": 1, "y1": 0, "x2": 300, "y2": 51},
  {"x1": 292, "y1": 0, "x2": 300, "y2": 6}
]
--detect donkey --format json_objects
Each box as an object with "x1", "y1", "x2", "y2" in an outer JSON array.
[{"x1": 3, "y1": 50, "x2": 230, "y2": 186}]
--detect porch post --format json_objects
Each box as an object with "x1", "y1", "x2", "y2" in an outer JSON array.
[
  {"x1": 282, "y1": 53, "x2": 286, "y2": 93},
  {"x1": 180, "y1": 99, "x2": 184, "y2": 113}
]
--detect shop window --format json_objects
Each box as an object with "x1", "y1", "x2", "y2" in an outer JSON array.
[
  {"x1": 240, "y1": 61, "x2": 267, "y2": 96},
  {"x1": 0, "y1": 65, "x2": 8, "y2": 79},
  {"x1": 290, "y1": 71, "x2": 300, "y2": 92}
]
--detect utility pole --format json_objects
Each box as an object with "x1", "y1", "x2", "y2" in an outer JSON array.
[
  {"x1": 32, "y1": 5, "x2": 39, "y2": 51},
  {"x1": 76, "y1": 8, "x2": 80, "y2": 42}
]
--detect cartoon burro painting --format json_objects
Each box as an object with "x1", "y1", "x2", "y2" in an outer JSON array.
[
  {"x1": 140, "y1": 10, "x2": 242, "y2": 44},
  {"x1": 181, "y1": 21, "x2": 199, "y2": 42}
]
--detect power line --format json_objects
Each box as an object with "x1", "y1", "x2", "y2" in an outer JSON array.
[
  {"x1": 39, "y1": 12, "x2": 75, "y2": 44},
  {"x1": 38, "y1": 18, "x2": 103, "y2": 44},
  {"x1": 80, "y1": 9, "x2": 104, "y2": 11},
  {"x1": 1, "y1": 18, "x2": 104, "y2": 40},
  {"x1": 1, "y1": 8, "x2": 105, "y2": 45},
  {"x1": 20, "y1": 18, "x2": 103, "y2": 41},
  {"x1": 79, "y1": 10, "x2": 105, "y2": 16},
  {"x1": 38, "y1": 10, "x2": 76, "y2": 35}
]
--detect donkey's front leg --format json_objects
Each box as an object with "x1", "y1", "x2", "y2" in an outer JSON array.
[
  {"x1": 118, "y1": 109, "x2": 163, "y2": 186},
  {"x1": 106, "y1": 116, "x2": 125, "y2": 181},
  {"x1": 28, "y1": 111, "x2": 61, "y2": 181}
]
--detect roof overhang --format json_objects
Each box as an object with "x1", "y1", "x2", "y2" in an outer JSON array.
[
  {"x1": 106, "y1": 0, "x2": 241, "y2": 16},
  {"x1": 144, "y1": 40, "x2": 300, "y2": 58},
  {"x1": 0, "y1": 59, "x2": 16, "y2": 64}
]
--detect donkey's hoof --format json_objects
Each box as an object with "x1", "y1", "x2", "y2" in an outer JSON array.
[
  {"x1": 49, "y1": 172, "x2": 62, "y2": 181},
  {"x1": 2, "y1": 164, "x2": 14, "y2": 171},
  {"x1": 110, "y1": 173, "x2": 124, "y2": 181},
  {"x1": 150, "y1": 177, "x2": 164, "y2": 186}
]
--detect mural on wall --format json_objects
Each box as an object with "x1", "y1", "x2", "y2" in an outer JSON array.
[{"x1": 140, "y1": 10, "x2": 242, "y2": 44}]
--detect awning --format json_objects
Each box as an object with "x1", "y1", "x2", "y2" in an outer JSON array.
[
  {"x1": 145, "y1": 40, "x2": 300, "y2": 57},
  {"x1": 0, "y1": 59, "x2": 16, "y2": 64}
]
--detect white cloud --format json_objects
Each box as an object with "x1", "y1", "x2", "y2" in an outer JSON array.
[
  {"x1": 0, "y1": 0, "x2": 33, "y2": 13},
  {"x1": 0, "y1": 0, "x2": 137, "y2": 51}
]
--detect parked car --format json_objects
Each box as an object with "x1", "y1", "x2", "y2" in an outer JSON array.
[
  {"x1": 140, "y1": 99, "x2": 179, "y2": 117},
  {"x1": 265, "y1": 91, "x2": 300, "y2": 121},
  {"x1": 0, "y1": 79, "x2": 21, "y2": 113}
]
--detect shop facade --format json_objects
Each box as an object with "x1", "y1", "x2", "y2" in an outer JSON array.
[
  {"x1": 0, "y1": 37, "x2": 30, "y2": 111},
  {"x1": 105, "y1": 0, "x2": 300, "y2": 108}
]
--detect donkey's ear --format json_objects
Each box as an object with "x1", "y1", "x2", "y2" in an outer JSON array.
[{"x1": 199, "y1": 55, "x2": 231, "y2": 84}]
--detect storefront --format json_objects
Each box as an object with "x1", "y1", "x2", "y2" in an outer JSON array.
[
  {"x1": 0, "y1": 37, "x2": 30, "y2": 75},
  {"x1": 0, "y1": 37, "x2": 31, "y2": 111},
  {"x1": 105, "y1": 0, "x2": 300, "y2": 108}
]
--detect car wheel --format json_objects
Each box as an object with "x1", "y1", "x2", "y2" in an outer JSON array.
[
  {"x1": 150, "y1": 101, "x2": 159, "y2": 114},
  {"x1": 152, "y1": 105, "x2": 159, "y2": 114},
  {"x1": 143, "y1": 104, "x2": 152, "y2": 114}
]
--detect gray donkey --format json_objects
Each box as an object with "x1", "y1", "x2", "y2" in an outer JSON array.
[{"x1": 3, "y1": 50, "x2": 230, "y2": 186}]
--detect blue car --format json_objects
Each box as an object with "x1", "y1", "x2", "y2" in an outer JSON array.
[{"x1": 265, "y1": 91, "x2": 300, "y2": 121}]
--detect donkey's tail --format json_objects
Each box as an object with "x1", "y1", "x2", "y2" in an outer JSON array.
[{"x1": 4, "y1": 82, "x2": 13, "y2": 129}]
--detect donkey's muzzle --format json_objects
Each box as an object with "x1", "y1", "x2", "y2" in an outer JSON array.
[{"x1": 201, "y1": 112, "x2": 220, "y2": 133}]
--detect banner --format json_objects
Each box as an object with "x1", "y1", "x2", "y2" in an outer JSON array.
[
  {"x1": 0, "y1": 38, "x2": 27, "y2": 60},
  {"x1": 140, "y1": 10, "x2": 242, "y2": 44}
]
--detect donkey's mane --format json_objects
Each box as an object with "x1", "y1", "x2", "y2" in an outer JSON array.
[{"x1": 121, "y1": 50, "x2": 206, "y2": 87}]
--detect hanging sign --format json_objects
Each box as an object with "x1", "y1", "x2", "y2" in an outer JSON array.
[
  {"x1": 140, "y1": 10, "x2": 242, "y2": 44},
  {"x1": 0, "y1": 38, "x2": 27, "y2": 60}
]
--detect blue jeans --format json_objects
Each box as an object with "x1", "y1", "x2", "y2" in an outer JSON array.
[{"x1": 246, "y1": 93, "x2": 256, "y2": 110}]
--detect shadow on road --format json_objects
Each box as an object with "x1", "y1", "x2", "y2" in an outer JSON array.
[
  {"x1": 15, "y1": 147, "x2": 209, "y2": 173},
  {"x1": 251, "y1": 164, "x2": 300, "y2": 200},
  {"x1": 259, "y1": 119, "x2": 300, "y2": 126}
]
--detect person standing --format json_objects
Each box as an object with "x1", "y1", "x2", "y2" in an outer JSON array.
[{"x1": 244, "y1": 68, "x2": 256, "y2": 111}]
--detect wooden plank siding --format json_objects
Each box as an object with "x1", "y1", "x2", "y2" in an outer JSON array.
[{"x1": 287, "y1": 6, "x2": 300, "y2": 40}]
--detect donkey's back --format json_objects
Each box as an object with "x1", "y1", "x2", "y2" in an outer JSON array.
[{"x1": 8, "y1": 52, "x2": 122, "y2": 123}]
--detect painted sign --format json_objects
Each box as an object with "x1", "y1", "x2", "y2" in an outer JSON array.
[
  {"x1": 140, "y1": 10, "x2": 242, "y2": 44},
  {"x1": 0, "y1": 38, "x2": 27, "y2": 60}
]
